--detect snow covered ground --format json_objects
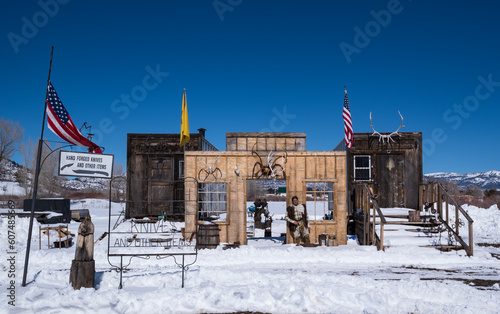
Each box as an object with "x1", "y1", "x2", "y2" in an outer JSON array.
[
  {"x1": 0, "y1": 181, "x2": 25, "y2": 197},
  {"x1": 1, "y1": 199, "x2": 499, "y2": 313}
]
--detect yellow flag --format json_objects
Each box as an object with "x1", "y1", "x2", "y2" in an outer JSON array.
[{"x1": 180, "y1": 89, "x2": 190, "y2": 147}]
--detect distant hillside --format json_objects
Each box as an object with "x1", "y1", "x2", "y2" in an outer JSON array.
[
  {"x1": 425, "y1": 170, "x2": 500, "y2": 190},
  {"x1": 0, "y1": 159, "x2": 21, "y2": 182}
]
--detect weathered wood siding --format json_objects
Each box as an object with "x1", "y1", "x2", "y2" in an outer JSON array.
[
  {"x1": 347, "y1": 132, "x2": 423, "y2": 214},
  {"x1": 126, "y1": 133, "x2": 215, "y2": 219}
]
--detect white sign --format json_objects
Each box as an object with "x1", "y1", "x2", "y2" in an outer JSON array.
[{"x1": 59, "y1": 151, "x2": 114, "y2": 179}]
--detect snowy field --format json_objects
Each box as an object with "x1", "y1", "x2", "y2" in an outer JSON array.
[
  {"x1": 1, "y1": 198, "x2": 500, "y2": 313},
  {"x1": 0, "y1": 181, "x2": 25, "y2": 197}
]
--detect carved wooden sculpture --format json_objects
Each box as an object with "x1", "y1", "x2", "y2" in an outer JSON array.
[{"x1": 69, "y1": 214, "x2": 95, "y2": 289}]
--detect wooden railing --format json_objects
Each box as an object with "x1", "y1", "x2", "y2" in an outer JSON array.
[
  {"x1": 419, "y1": 183, "x2": 474, "y2": 256},
  {"x1": 354, "y1": 183, "x2": 386, "y2": 251}
]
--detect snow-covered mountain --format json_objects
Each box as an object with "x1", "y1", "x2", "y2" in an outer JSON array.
[{"x1": 425, "y1": 170, "x2": 500, "y2": 190}]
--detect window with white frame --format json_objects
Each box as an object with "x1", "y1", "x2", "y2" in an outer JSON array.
[
  {"x1": 306, "y1": 182, "x2": 335, "y2": 221},
  {"x1": 353, "y1": 155, "x2": 371, "y2": 181},
  {"x1": 198, "y1": 183, "x2": 227, "y2": 221},
  {"x1": 179, "y1": 160, "x2": 185, "y2": 178}
]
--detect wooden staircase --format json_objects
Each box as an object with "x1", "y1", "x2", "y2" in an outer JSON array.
[
  {"x1": 354, "y1": 183, "x2": 474, "y2": 256},
  {"x1": 375, "y1": 208, "x2": 464, "y2": 251}
]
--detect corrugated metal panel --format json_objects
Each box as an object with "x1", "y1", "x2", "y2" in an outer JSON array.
[{"x1": 333, "y1": 139, "x2": 346, "y2": 152}]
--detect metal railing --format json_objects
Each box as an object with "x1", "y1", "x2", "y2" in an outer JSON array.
[
  {"x1": 107, "y1": 176, "x2": 200, "y2": 288},
  {"x1": 419, "y1": 182, "x2": 474, "y2": 256},
  {"x1": 354, "y1": 183, "x2": 386, "y2": 251}
]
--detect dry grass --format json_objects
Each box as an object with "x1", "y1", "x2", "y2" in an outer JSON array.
[{"x1": 455, "y1": 193, "x2": 500, "y2": 209}]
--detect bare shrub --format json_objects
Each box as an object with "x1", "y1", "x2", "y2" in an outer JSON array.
[{"x1": 465, "y1": 185, "x2": 484, "y2": 199}]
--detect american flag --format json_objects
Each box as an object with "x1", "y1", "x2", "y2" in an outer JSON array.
[
  {"x1": 46, "y1": 81, "x2": 102, "y2": 153},
  {"x1": 343, "y1": 87, "x2": 353, "y2": 149}
]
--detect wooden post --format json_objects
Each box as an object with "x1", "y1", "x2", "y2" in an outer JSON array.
[
  {"x1": 469, "y1": 222, "x2": 474, "y2": 256},
  {"x1": 371, "y1": 201, "x2": 375, "y2": 245},
  {"x1": 380, "y1": 221, "x2": 384, "y2": 251},
  {"x1": 365, "y1": 190, "x2": 369, "y2": 245},
  {"x1": 69, "y1": 214, "x2": 95, "y2": 289},
  {"x1": 409, "y1": 210, "x2": 420, "y2": 222},
  {"x1": 418, "y1": 185, "x2": 422, "y2": 211},
  {"x1": 445, "y1": 197, "x2": 449, "y2": 225},
  {"x1": 437, "y1": 184, "x2": 442, "y2": 217},
  {"x1": 58, "y1": 226, "x2": 62, "y2": 249}
]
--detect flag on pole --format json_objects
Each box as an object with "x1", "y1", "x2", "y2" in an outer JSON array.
[
  {"x1": 343, "y1": 87, "x2": 353, "y2": 149},
  {"x1": 46, "y1": 81, "x2": 102, "y2": 153},
  {"x1": 180, "y1": 89, "x2": 190, "y2": 147}
]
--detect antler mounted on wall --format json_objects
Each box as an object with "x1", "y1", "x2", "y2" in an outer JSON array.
[
  {"x1": 370, "y1": 111, "x2": 405, "y2": 144},
  {"x1": 251, "y1": 144, "x2": 287, "y2": 179},
  {"x1": 198, "y1": 156, "x2": 222, "y2": 181}
]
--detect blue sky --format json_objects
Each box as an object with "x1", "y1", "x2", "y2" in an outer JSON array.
[{"x1": 1, "y1": 0, "x2": 499, "y2": 174}]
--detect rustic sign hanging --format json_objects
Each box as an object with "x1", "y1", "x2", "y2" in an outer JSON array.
[{"x1": 59, "y1": 151, "x2": 114, "y2": 179}]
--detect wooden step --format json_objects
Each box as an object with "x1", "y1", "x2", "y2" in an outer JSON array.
[
  {"x1": 377, "y1": 221, "x2": 440, "y2": 226},
  {"x1": 404, "y1": 228, "x2": 443, "y2": 233},
  {"x1": 382, "y1": 214, "x2": 437, "y2": 219},
  {"x1": 420, "y1": 245, "x2": 464, "y2": 252}
]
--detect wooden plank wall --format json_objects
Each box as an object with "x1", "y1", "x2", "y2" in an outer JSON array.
[{"x1": 226, "y1": 132, "x2": 306, "y2": 151}]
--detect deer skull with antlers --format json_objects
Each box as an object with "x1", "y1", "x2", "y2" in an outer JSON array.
[
  {"x1": 252, "y1": 144, "x2": 287, "y2": 180},
  {"x1": 197, "y1": 156, "x2": 222, "y2": 181},
  {"x1": 370, "y1": 111, "x2": 405, "y2": 144}
]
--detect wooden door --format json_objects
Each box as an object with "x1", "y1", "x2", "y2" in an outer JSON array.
[
  {"x1": 376, "y1": 154, "x2": 405, "y2": 208},
  {"x1": 148, "y1": 157, "x2": 174, "y2": 216}
]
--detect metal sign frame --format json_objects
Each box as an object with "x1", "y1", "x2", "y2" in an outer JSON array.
[{"x1": 106, "y1": 176, "x2": 199, "y2": 289}]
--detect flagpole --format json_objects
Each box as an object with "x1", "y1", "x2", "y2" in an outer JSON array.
[
  {"x1": 345, "y1": 86, "x2": 349, "y2": 217},
  {"x1": 344, "y1": 85, "x2": 352, "y2": 218},
  {"x1": 22, "y1": 46, "x2": 54, "y2": 287},
  {"x1": 183, "y1": 88, "x2": 186, "y2": 224}
]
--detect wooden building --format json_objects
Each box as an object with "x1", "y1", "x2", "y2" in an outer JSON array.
[
  {"x1": 346, "y1": 132, "x2": 423, "y2": 215},
  {"x1": 126, "y1": 129, "x2": 217, "y2": 219},
  {"x1": 183, "y1": 132, "x2": 348, "y2": 245}
]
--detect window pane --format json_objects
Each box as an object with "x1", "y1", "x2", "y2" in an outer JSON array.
[
  {"x1": 198, "y1": 183, "x2": 226, "y2": 221},
  {"x1": 354, "y1": 156, "x2": 371, "y2": 181},
  {"x1": 355, "y1": 169, "x2": 370, "y2": 181},
  {"x1": 306, "y1": 182, "x2": 334, "y2": 221},
  {"x1": 355, "y1": 156, "x2": 369, "y2": 167},
  {"x1": 179, "y1": 160, "x2": 184, "y2": 178}
]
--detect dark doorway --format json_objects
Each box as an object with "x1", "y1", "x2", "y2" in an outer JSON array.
[
  {"x1": 246, "y1": 179, "x2": 286, "y2": 239},
  {"x1": 148, "y1": 157, "x2": 175, "y2": 218}
]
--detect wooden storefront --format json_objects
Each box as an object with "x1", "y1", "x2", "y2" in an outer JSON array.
[
  {"x1": 126, "y1": 129, "x2": 217, "y2": 219},
  {"x1": 184, "y1": 132, "x2": 348, "y2": 245},
  {"x1": 346, "y1": 132, "x2": 423, "y2": 215}
]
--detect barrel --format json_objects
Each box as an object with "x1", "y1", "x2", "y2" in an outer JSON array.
[{"x1": 197, "y1": 224, "x2": 220, "y2": 249}]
